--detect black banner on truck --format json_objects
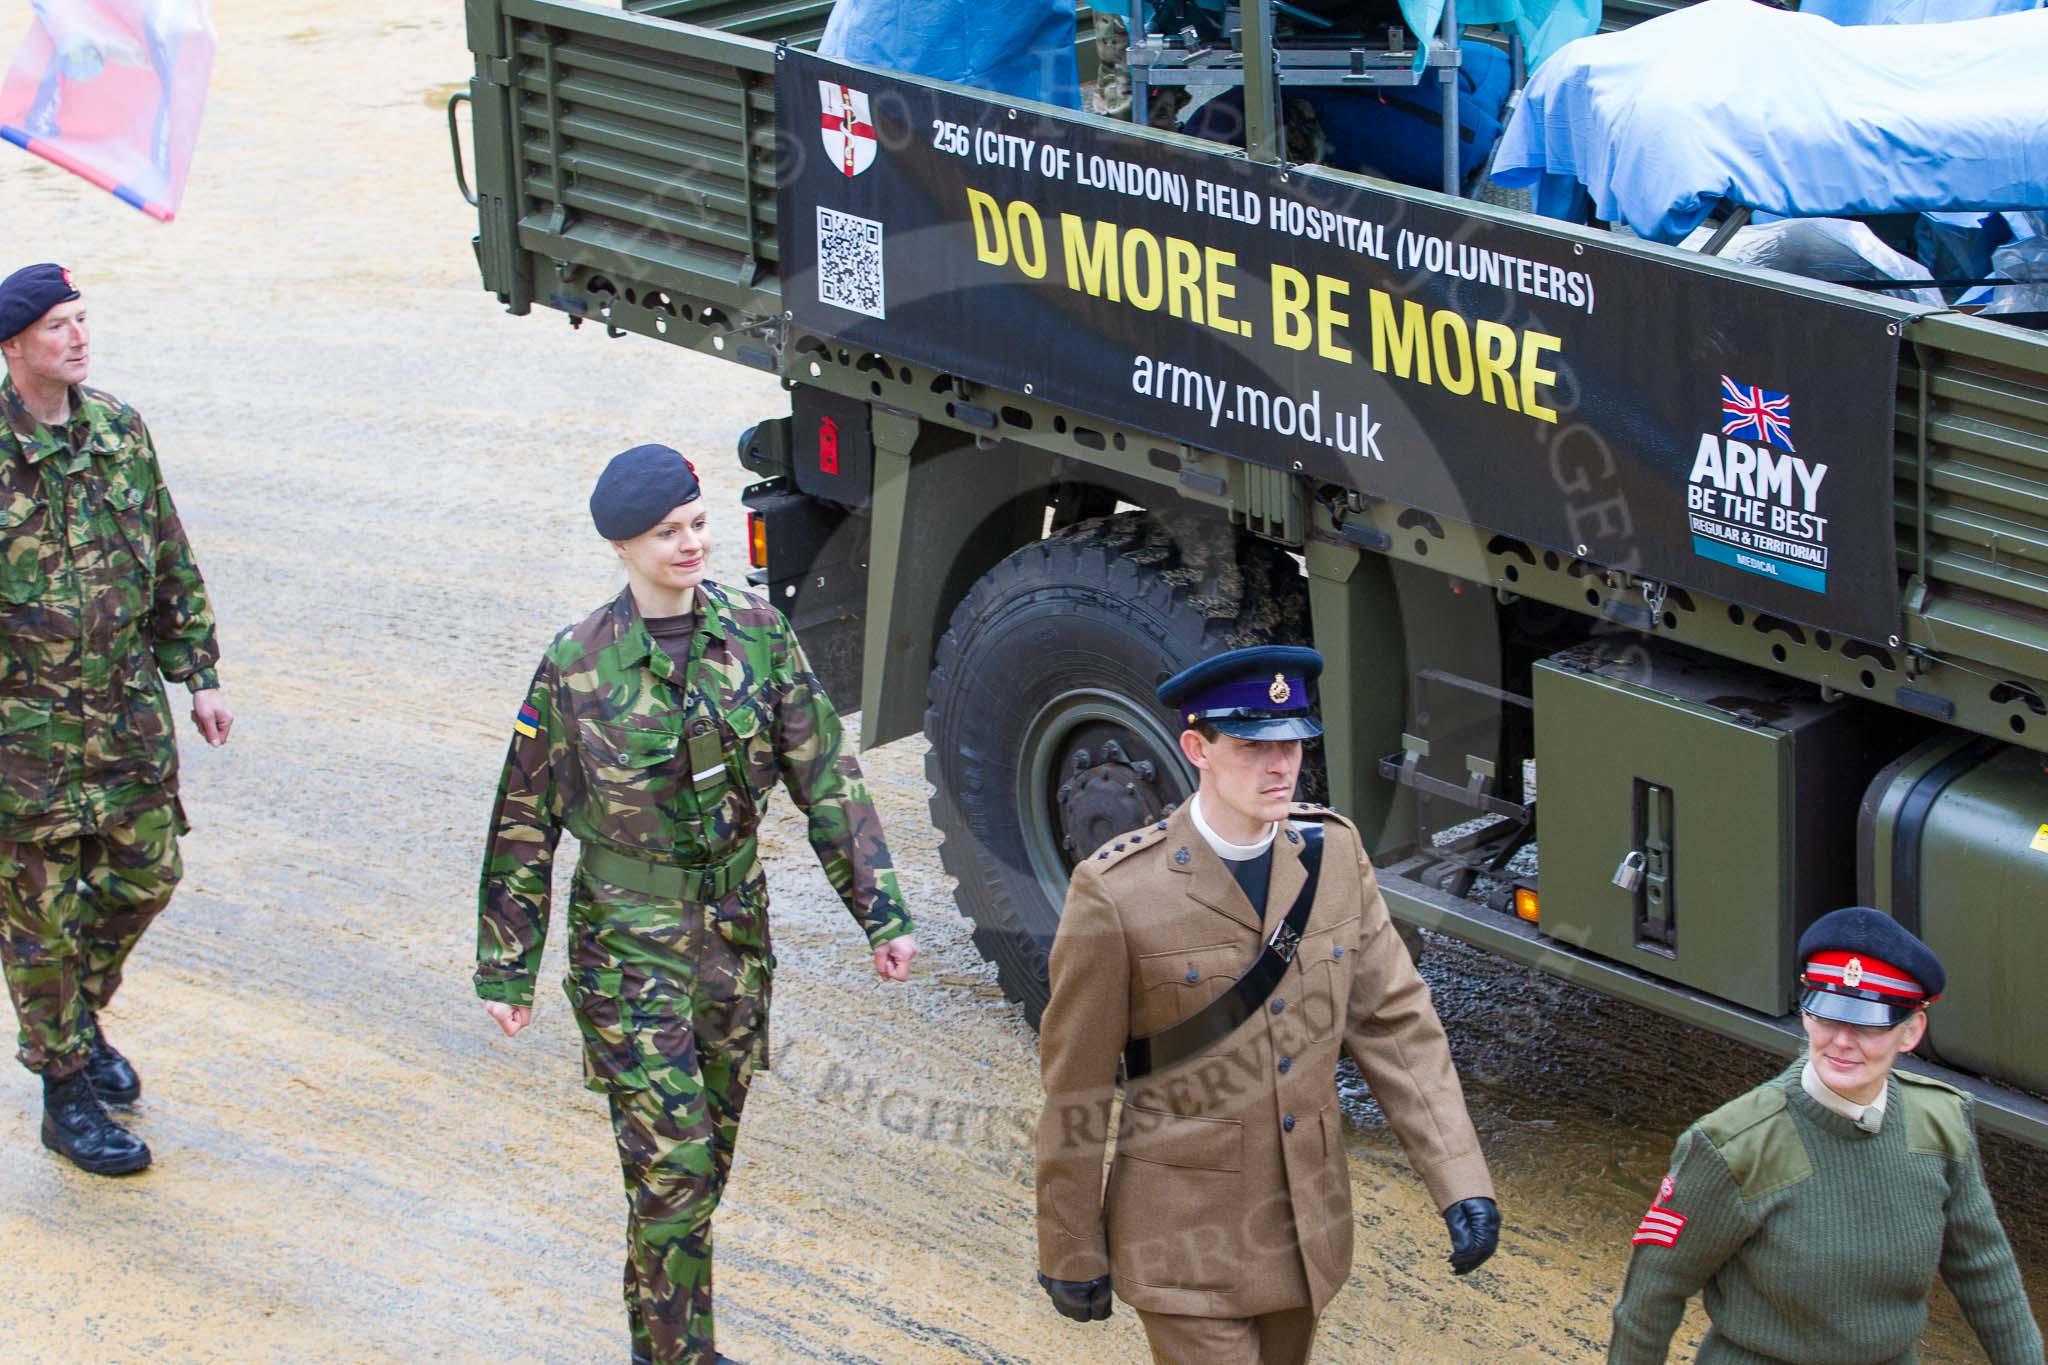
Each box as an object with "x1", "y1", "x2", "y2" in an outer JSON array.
[{"x1": 778, "y1": 50, "x2": 1906, "y2": 644}]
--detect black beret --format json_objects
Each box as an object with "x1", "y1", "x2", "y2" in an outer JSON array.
[
  {"x1": 0, "y1": 263, "x2": 80, "y2": 343},
  {"x1": 1797, "y1": 906, "x2": 1945, "y2": 1028},
  {"x1": 589, "y1": 443, "x2": 702, "y2": 540}
]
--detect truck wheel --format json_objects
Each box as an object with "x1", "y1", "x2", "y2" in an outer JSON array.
[{"x1": 924, "y1": 511, "x2": 1317, "y2": 1028}]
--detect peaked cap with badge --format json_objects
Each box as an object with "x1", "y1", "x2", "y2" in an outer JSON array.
[
  {"x1": 1796, "y1": 905, "x2": 1945, "y2": 1029},
  {"x1": 1157, "y1": 644, "x2": 1324, "y2": 740}
]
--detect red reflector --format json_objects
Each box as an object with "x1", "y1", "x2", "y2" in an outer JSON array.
[{"x1": 818, "y1": 414, "x2": 841, "y2": 476}]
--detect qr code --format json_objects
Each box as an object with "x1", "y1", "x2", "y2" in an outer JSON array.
[{"x1": 817, "y1": 206, "x2": 885, "y2": 319}]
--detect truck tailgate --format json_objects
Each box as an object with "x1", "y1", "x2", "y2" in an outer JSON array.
[{"x1": 465, "y1": 0, "x2": 783, "y2": 320}]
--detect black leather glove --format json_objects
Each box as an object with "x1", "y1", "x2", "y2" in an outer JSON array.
[
  {"x1": 1443, "y1": 1196, "x2": 1501, "y2": 1275},
  {"x1": 1037, "y1": 1270, "x2": 1113, "y2": 1322}
]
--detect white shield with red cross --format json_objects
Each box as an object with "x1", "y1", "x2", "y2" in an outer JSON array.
[{"x1": 818, "y1": 81, "x2": 876, "y2": 177}]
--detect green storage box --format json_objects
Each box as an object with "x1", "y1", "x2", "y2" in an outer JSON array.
[{"x1": 1535, "y1": 642, "x2": 1914, "y2": 1016}]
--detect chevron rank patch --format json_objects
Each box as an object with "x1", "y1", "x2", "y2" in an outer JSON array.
[
  {"x1": 1632, "y1": 1175, "x2": 1687, "y2": 1248},
  {"x1": 513, "y1": 700, "x2": 541, "y2": 739}
]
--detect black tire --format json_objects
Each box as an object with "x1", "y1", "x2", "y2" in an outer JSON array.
[{"x1": 923, "y1": 511, "x2": 1317, "y2": 1028}]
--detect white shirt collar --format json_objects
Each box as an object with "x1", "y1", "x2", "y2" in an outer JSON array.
[
  {"x1": 1189, "y1": 791, "x2": 1277, "y2": 861},
  {"x1": 1802, "y1": 1056, "x2": 1888, "y2": 1134}
]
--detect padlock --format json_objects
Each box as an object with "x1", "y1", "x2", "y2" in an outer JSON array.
[{"x1": 1612, "y1": 850, "x2": 1647, "y2": 893}]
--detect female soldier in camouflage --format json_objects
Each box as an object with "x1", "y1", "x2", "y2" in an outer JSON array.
[{"x1": 474, "y1": 444, "x2": 917, "y2": 1365}]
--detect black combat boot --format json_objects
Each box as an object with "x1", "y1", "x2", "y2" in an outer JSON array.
[
  {"x1": 85, "y1": 1024, "x2": 142, "y2": 1104},
  {"x1": 41, "y1": 1070, "x2": 151, "y2": 1176}
]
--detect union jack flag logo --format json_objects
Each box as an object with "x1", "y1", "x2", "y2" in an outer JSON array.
[{"x1": 1721, "y1": 376, "x2": 1795, "y2": 451}]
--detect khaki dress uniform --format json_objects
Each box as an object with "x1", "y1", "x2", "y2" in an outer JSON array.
[{"x1": 1035, "y1": 798, "x2": 1494, "y2": 1361}]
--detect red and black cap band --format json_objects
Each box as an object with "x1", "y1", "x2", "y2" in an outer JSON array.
[
  {"x1": 1802, "y1": 950, "x2": 1929, "y2": 1002},
  {"x1": 1800, "y1": 950, "x2": 1936, "y2": 1028}
]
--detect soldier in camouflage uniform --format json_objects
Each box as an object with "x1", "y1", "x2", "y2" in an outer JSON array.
[
  {"x1": 476, "y1": 443, "x2": 916, "y2": 1365},
  {"x1": 0, "y1": 263, "x2": 232, "y2": 1177}
]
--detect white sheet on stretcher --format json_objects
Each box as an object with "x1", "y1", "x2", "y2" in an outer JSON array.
[{"x1": 1490, "y1": 0, "x2": 2048, "y2": 243}]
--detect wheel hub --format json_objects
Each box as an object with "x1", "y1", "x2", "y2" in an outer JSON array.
[
  {"x1": 1057, "y1": 738, "x2": 1171, "y2": 861},
  {"x1": 1016, "y1": 691, "x2": 1192, "y2": 909}
]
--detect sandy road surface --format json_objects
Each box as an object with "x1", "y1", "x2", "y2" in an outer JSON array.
[{"x1": 2, "y1": 2, "x2": 2043, "y2": 1360}]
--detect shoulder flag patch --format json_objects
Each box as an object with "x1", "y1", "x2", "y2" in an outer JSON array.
[
  {"x1": 513, "y1": 700, "x2": 541, "y2": 739},
  {"x1": 1632, "y1": 1174, "x2": 1687, "y2": 1248}
]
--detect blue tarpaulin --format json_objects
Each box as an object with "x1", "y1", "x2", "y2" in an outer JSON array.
[
  {"x1": 1397, "y1": 0, "x2": 1600, "y2": 71},
  {"x1": 1491, "y1": 0, "x2": 2048, "y2": 242},
  {"x1": 818, "y1": 0, "x2": 1081, "y2": 109}
]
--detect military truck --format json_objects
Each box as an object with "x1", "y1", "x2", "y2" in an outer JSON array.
[{"x1": 448, "y1": 0, "x2": 2048, "y2": 1145}]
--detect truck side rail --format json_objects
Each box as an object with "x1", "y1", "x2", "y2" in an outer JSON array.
[
  {"x1": 622, "y1": 1, "x2": 833, "y2": 44},
  {"x1": 619, "y1": 0, "x2": 1105, "y2": 71}
]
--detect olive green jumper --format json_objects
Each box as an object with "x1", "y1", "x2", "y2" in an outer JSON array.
[{"x1": 1610, "y1": 1061, "x2": 2042, "y2": 1365}]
